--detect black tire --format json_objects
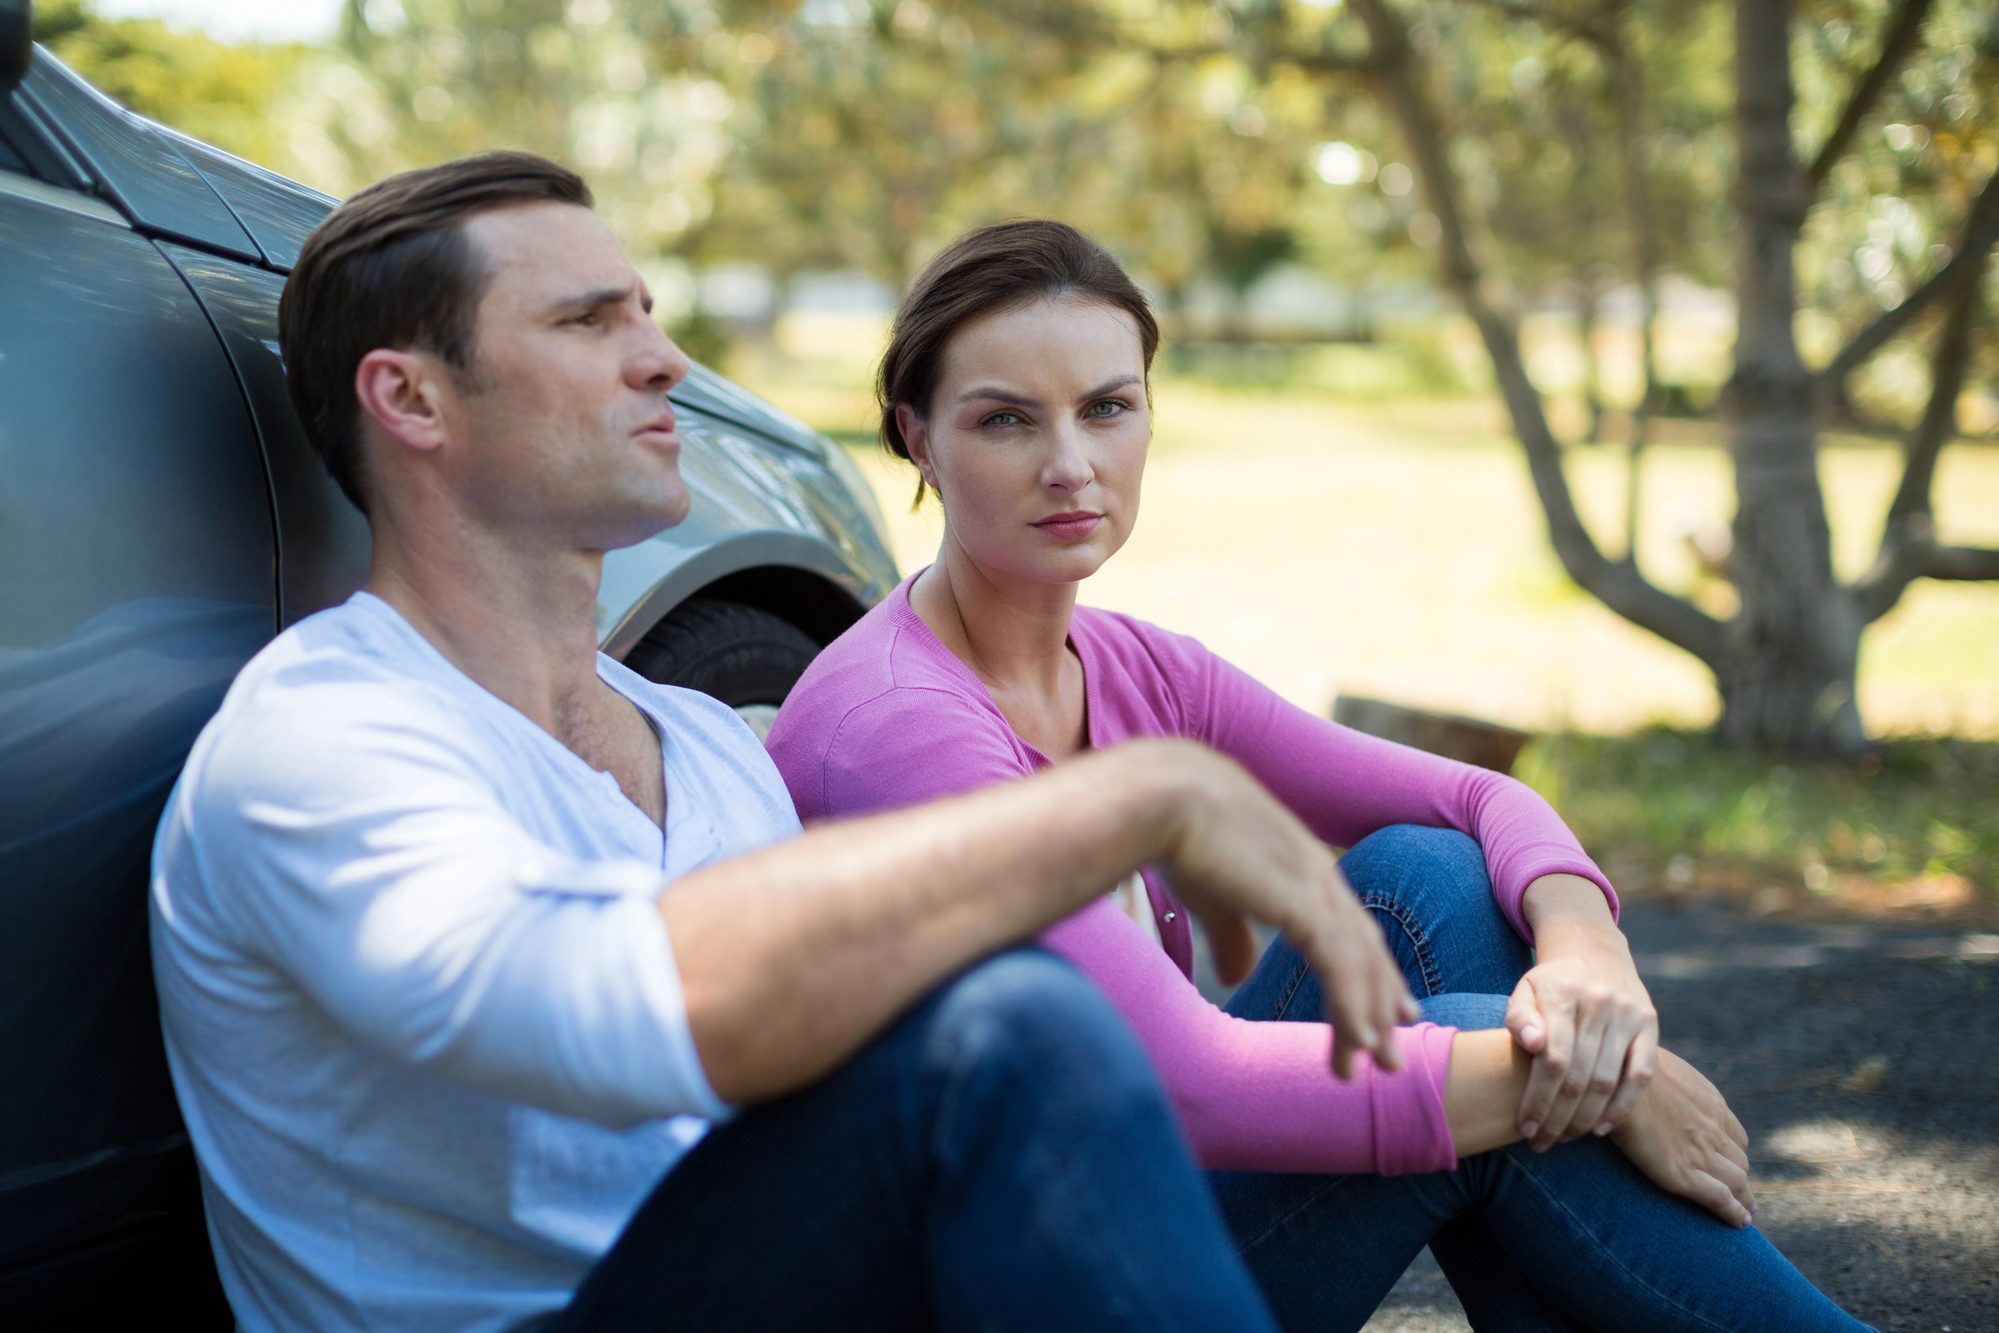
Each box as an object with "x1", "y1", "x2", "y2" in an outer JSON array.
[{"x1": 622, "y1": 598, "x2": 821, "y2": 709}]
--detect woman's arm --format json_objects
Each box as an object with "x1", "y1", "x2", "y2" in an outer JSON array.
[
  {"x1": 1043, "y1": 899, "x2": 1457, "y2": 1175},
  {"x1": 1172, "y1": 632, "x2": 1659, "y2": 1143},
  {"x1": 1444, "y1": 1031, "x2": 1752, "y2": 1227}
]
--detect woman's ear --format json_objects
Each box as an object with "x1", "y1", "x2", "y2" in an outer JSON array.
[{"x1": 896, "y1": 402, "x2": 940, "y2": 492}]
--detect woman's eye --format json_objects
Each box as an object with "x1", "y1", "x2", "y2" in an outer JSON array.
[
  {"x1": 983, "y1": 410, "x2": 1022, "y2": 427},
  {"x1": 1087, "y1": 400, "x2": 1126, "y2": 418}
]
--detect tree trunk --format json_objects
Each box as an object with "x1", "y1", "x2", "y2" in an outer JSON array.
[{"x1": 1718, "y1": 0, "x2": 1864, "y2": 753}]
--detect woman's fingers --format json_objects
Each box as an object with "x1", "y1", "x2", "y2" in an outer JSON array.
[
  {"x1": 1539, "y1": 1014, "x2": 1612, "y2": 1149},
  {"x1": 1689, "y1": 1169, "x2": 1753, "y2": 1228},
  {"x1": 1505, "y1": 977, "x2": 1547, "y2": 1053},
  {"x1": 1564, "y1": 1007, "x2": 1640, "y2": 1140},
  {"x1": 1598, "y1": 1023, "x2": 1658, "y2": 1129}
]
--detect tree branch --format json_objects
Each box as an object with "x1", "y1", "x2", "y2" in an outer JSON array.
[
  {"x1": 1925, "y1": 546, "x2": 1999, "y2": 580},
  {"x1": 1819, "y1": 165, "x2": 1999, "y2": 388},
  {"x1": 1347, "y1": 0, "x2": 1724, "y2": 665},
  {"x1": 1806, "y1": 0, "x2": 1935, "y2": 193},
  {"x1": 1851, "y1": 268, "x2": 1984, "y2": 623}
]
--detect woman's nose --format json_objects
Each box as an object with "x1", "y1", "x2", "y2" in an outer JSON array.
[{"x1": 1041, "y1": 421, "x2": 1094, "y2": 493}]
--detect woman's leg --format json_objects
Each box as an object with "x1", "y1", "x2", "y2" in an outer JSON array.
[
  {"x1": 1216, "y1": 828, "x2": 1871, "y2": 1333},
  {"x1": 1225, "y1": 825, "x2": 1567, "y2": 1328},
  {"x1": 1226, "y1": 824, "x2": 1529, "y2": 1022}
]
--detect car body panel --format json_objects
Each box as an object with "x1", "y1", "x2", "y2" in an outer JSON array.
[
  {"x1": 17, "y1": 51, "x2": 259, "y2": 261},
  {"x1": 0, "y1": 175, "x2": 275, "y2": 1273},
  {"x1": 163, "y1": 128, "x2": 336, "y2": 273}
]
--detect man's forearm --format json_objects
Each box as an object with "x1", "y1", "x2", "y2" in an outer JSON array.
[{"x1": 659, "y1": 742, "x2": 1196, "y2": 1104}]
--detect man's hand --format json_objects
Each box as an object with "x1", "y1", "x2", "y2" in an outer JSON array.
[
  {"x1": 1609, "y1": 1050, "x2": 1754, "y2": 1228},
  {"x1": 1509, "y1": 874, "x2": 1658, "y2": 1150},
  {"x1": 1157, "y1": 757, "x2": 1419, "y2": 1079}
]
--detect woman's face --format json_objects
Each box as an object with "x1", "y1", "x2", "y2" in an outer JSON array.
[{"x1": 901, "y1": 295, "x2": 1149, "y2": 589}]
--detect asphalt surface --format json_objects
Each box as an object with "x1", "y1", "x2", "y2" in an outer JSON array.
[{"x1": 1351, "y1": 898, "x2": 1999, "y2": 1333}]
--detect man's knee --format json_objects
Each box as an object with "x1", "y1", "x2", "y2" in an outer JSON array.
[{"x1": 919, "y1": 948, "x2": 1164, "y2": 1118}]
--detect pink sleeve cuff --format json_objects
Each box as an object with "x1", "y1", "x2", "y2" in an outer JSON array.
[{"x1": 1369, "y1": 1022, "x2": 1460, "y2": 1175}]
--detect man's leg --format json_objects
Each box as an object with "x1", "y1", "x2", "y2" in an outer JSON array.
[{"x1": 557, "y1": 948, "x2": 1277, "y2": 1333}]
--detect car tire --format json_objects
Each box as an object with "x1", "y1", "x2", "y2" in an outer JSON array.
[{"x1": 622, "y1": 598, "x2": 822, "y2": 740}]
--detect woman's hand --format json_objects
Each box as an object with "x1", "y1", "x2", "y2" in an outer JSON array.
[
  {"x1": 1509, "y1": 874, "x2": 1659, "y2": 1151},
  {"x1": 1609, "y1": 1049, "x2": 1755, "y2": 1227}
]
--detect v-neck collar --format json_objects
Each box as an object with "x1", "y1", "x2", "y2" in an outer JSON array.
[
  {"x1": 888, "y1": 572, "x2": 1102, "y2": 768},
  {"x1": 350, "y1": 592, "x2": 672, "y2": 863}
]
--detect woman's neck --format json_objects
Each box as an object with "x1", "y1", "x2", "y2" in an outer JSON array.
[{"x1": 910, "y1": 536, "x2": 1088, "y2": 758}]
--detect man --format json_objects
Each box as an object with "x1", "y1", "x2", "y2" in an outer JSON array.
[{"x1": 149, "y1": 152, "x2": 1414, "y2": 1333}]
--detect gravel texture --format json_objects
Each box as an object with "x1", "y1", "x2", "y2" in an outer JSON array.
[{"x1": 1352, "y1": 898, "x2": 1999, "y2": 1333}]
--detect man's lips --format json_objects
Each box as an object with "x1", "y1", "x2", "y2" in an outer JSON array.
[
  {"x1": 1031, "y1": 510, "x2": 1104, "y2": 540},
  {"x1": 634, "y1": 411, "x2": 680, "y2": 448}
]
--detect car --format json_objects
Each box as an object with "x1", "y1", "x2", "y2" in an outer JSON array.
[{"x1": 0, "y1": 11, "x2": 899, "y2": 1322}]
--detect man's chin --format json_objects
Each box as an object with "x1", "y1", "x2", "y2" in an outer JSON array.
[{"x1": 594, "y1": 492, "x2": 692, "y2": 551}]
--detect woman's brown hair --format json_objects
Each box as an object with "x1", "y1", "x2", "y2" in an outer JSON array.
[{"x1": 877, "y1": 220, "x2": 1160, "y2": 505}]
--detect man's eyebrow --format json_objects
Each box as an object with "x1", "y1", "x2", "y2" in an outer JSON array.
[{"x1": 552, "y1": 284, "x2": 638, "y2": 315}]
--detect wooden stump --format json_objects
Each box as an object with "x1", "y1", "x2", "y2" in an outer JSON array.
[{"x1": 1331, "y1": 695, "x2": 1532, "y2": 775}]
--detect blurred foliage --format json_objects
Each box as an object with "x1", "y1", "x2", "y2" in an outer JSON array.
[
  {"x1": 1519, "y1": 726, "x2": 1999, "y2": 900},
  {"x1": 31, "y1": 0, "x2": 1997, "y2": 412},
  {"x1": 33, "y1": 0, "x2": 310, "y2": 167}
]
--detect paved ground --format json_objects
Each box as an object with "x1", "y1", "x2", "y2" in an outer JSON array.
[{"x1": 1350, "y1": 899, "x2": 1999, "y2": 1333}]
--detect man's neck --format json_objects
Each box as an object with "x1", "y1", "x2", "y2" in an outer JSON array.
[{"x1": 366, "y1": 512, "x2": 606, "y2": 738}]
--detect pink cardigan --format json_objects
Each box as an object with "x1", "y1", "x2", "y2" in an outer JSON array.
[{"x1": 764, "y1": 577, "x2": 1616, "y2": 1175}]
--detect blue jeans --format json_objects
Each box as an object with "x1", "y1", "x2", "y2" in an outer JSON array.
[
  {"x1": 555, "y1": 948, "x2": 1279, "y2": 1332},
  {"x1": 1214, "y1": 824, "x2": 1872, "y2": 1333}
]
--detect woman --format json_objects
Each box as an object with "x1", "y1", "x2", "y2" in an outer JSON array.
[{"x1": 764, "y1": 220, "x2": 1866, "y2": 1332}]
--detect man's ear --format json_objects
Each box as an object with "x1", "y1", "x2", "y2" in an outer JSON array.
[
  {"x1": 354, "y1": 348, "x2": 451, "y2": 455},
  {"x1": 896, "y1": 402, "x2": 939, "y2": 491}
]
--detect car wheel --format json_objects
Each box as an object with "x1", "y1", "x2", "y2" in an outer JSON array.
[{"x1": 622, "y1": 598, "x2": 822, "y2": 741}]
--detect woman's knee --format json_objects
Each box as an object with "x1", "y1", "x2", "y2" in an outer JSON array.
[{"x1": 1341, "y1": 825, "x2": 1489, "y2": 902}]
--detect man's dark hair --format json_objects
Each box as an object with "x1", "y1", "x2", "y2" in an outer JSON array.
[
  {"x1": 278, "y1": 151, "x2": 593, "y2": 514},
  {"x1": 877, "y1": 219, "x2": 1159, "y2": 507}
]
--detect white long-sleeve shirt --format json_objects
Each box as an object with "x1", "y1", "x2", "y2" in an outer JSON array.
[{"x1": 150, "y1": 592, "x2": 801, "y2": 1333}]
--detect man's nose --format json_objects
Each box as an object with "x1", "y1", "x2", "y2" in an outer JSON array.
[{"x1": 631, "y1": 318, "x2": 693, "y2": 392}]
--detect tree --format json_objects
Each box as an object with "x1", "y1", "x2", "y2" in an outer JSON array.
[{"x1": 1123, "y1": 0, "x2": 1996, "y2": 754}]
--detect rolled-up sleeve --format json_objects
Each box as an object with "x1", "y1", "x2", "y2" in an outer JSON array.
[{"x1": 190, "y1": 681, "x2": 727, "y2": 1127}]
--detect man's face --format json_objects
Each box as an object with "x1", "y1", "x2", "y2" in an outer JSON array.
[{"x1": 445, "y1": 202, "x2": 692, "y2": 551}]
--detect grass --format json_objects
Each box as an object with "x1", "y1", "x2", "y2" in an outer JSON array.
[{"x1": 1518, "y1": 728, "x2": 1999, "y2": 916}]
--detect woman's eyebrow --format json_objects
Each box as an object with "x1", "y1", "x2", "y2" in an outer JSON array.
[
  {"x1": 955, "y1": 385, "x2": 1039, "y2": 407},
  {"x1": 1081, "y1": 375, "x2": 1143, "y2": 399}
]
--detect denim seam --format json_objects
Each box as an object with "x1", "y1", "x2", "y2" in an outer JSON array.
[
  {"x1": 1360, "y1": 893, "x2": 1444, "y2": 998},
  {"x1": 1229, "y1": 1173, "x2": 1356, "y2": 1255},
  {"x1": 1272, "y1": 955, "x2": 1313, "y2": 1021},
  {"x1": 1493, "y1": 1144, "x2": 1739, "y2": 1333}
]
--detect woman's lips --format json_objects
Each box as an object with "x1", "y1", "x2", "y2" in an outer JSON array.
[{"x1": 1032, "y1": 511, "x2": 1103, "y2": 541}]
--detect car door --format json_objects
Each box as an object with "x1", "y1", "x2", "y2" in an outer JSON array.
[{"x1": 0, "y1": 94, "x2": 268, "y2": 1321}]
